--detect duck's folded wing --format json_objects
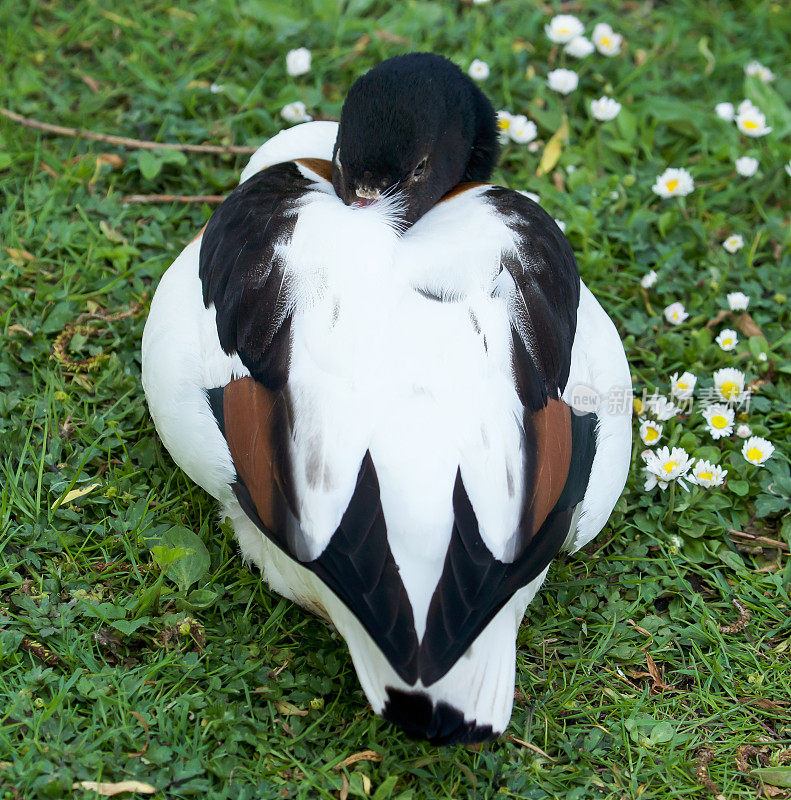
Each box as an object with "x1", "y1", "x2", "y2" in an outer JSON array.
[
  {"x1": 200, "y1": 162, "x2": 420, "y2": 684},
  {"x1": 419, "y1": 187, "x2": 597, "y2": 685}
]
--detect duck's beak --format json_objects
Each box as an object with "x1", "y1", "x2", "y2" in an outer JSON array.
[{"x1": 352, "y1": 189, "x2": 382, "y2": 207}]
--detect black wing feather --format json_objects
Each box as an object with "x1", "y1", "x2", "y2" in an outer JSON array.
[{"x1": 200, "y1": 163, "x2": 313, "y2": 389}]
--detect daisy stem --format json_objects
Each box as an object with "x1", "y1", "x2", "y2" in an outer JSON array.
[
  {"x1": 596, "y1": 127, "x2": 603, "y2": 178},
  {"x1": 663, "y1": 481, "x2": 676, "y2": 521}
]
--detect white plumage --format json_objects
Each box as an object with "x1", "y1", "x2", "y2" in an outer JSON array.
[{"x1": 142, "y1": 119, "x2": 631, "y2": 742}]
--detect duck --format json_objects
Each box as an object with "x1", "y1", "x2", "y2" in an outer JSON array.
[{"x1": 141, "y1": 52, "x2": 632, "y2": 745}]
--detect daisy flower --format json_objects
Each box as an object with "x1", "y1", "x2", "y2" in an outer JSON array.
[
  {"x1": 281, "y1": 101, "x2": 312, "y2": 124},
  {"x1": 664, "y1": 302, "x2": 688, "y2": 325},
  {"x1": 547, "y1": 68, "x2": 579, "y2": 94},
  {"x1": 737, "y1": 99, "x2": 759, "y2": 116},
  {"x1": 742, "y1": 436, "x2": 775, "y2": 466},
  {"x1": 592, "y1": 22, "x2": 622, "y2": 56},
  {"x1": 716, "y1": 328, "x2": 739, "y2": 351},
  {"x1": 670, "y1": 371, "x2": 697, "y2": 400},
  {"x1": 702, "y1": 404, "x2": 735, "y2": 439},
  {"x1": 564, "y1": 36, "x2": 595, "y2": 58},
  {"x1": 713, "y1": 367, "x2": 746, "y2": 402},
  {"x1": 727, "y1": 292, "x2": 750, "y2": 310},
  {"x1": 590, "y1": 96, "x2": 622, "y2": 121},
  {"x1": 689, "y1": 460, "x2": 727, "y2": 488},
  {"x1": 745, "y1": 60, "x2": 774, "y2": 83},
  {"x1": 497, "y1": 111, "x2": 514, "y2": 144},
  {"x1": 468, "y1": 59, "x2": 490, "y2": 81},
  {"x1": 641, "y1": 270, "x2": 658, "y2": 289},
  {"x1": 645, "y1": 394, "x2": 678, "y2": 421},
  {"x1": 723, "y1": 234, "x2": 744, "y2": 253},
  {"x1": 509, "y1": 116, "x2": 537, "y2": 144},
  {"x1": 736, "y1": 424, "x2": 752, "y2": 438},
  {"x1": 285, "y1": 47, "x2": 311, "y2": 76},
  {"x1": 715, "y1": 102, "x2": 734, "y2": 121},
  {"x1": 643, "y1": 446, "x2": 694, "y2": 491},
  {"x1": 652, "y1": 168, "x2": 694, "y2": 198},
  {"x1": 545, "y1": 14, "x2": 584, "y2": 43},
  {"x1": 639, "y1": 419, "x2": 663, "y2": 446},
  {"x1": 736, "y1": 106, "x2": 772, "y2": 137},
  {"x1": 735, "y1": 156, "x2": 758, "y2": 176}
]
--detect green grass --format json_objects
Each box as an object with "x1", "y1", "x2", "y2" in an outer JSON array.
[{"x1": 1, "y1": 0, "x2": 790, "y2": 797}]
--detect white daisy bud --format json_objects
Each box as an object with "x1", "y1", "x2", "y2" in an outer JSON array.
[
  {"x1": 286, "y1": 47, "x2": 312, "y2": 77},
  {"x1": 735, "y1": 156, "x2": 758, "y2": 176},
  {"x1": 736, "y1": 424, "x2": 752, "y2": 438},
  {"x1": 715, "y1": 102, "x2": 734, "y2": 121},
  {"x1": 641, "y1": 270, "x2": 658, "y2": 289},
  {"x1": 745, "y1": 60, "x2": 774, "y2": 83},
  {"x1": 590, "y1": 96, "x2": 622, "y2": 121},
  {"x1": 564, "y1": 36, "x2": 595, "y2": 58},
  {"x1": 509, "y1": 116, "x2": 537, "y2": 144},
  {"x1": 547, "y1": 68, "x2": 579, "y2": 94},
  {"x1": 468, "y1": 59, "x2": 490, "y2": 81},
  {"x1": 280, "y1": 101, "x2": 312, "y2": 124},
  {"x1": 727, "y1": 292, "x2": 749, "y2": 311}
]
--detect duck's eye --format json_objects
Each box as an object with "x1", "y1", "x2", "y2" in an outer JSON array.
[{"x1": 412, "y1": 157, "x2": 428, "y2": 179}]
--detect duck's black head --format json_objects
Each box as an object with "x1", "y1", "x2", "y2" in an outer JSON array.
[{"x1": 332, "y1": 53, "x2": 499, "y2": 227}]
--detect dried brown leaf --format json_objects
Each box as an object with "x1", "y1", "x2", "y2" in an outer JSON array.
[
  {"x1": 73, "y1": 780, "x2": 156, "y2": 796},
  {"x1": 506, "y1": 735, "x2": 556, "y2": 760},
  {"x1": 644, "y1": 651, "x2": 674, "y2": 693},
  {"x1": 5, "y1": 247, "x2": 36, "y2": 264},
  {"x1": 705, "y1": 309, "x2": 730, "y2": 330},
  {"x1": 127, "y1": 711, "x2": 150, "y2": 758},
  {"x1": 274, "y1": 700, "x2": 308, "y2": 717},
  {"x1": 334, "y1": 750, "x2": 382, "y2": 770},
  {"x1": 737, "y1": 312, "x2": 764, "y2": 339}
]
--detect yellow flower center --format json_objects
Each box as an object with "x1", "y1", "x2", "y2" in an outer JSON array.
[
  {"x1": 663, "y1": 461, "x2": 677, "y2": 474},
  {"x1": 720, "y1": 381, "x2": 739, "y2": 398},
  {"x1": 721, "y1": 338, "x2": 733, "y2": 346},
  {"x1": 743, "y1": 119, "x2": 758, "y2": 130},
  {"x1": 645, "y1": 428, "x2": 659, "y2": 442},
  {"x1": 601, "y1": 36, "x2": 611, "y2": 46},
  {"x1": 747, "y1": 447, "x2": 763, "y2": 462},
  {"x1": 711, "y1": 414, "x2": 729, "y2": 429},
  {"x1": 676, "y1": 381, "x2": 688, "y2": 391},
  {"x1": 666, "y1": 179, "x2": 679, "y2": 192},
  {"x1": 498, "y1": 118, "x2": 511, "y2": 130},
  {"x1": 698, "y1": 471, "x2": 713, "y2": 481},
  {"x1": 671, "y1": 312, "x2": 679, "y2": 320},
  {"x1": 559, "y1": 27, "x2": 569, "y2": 34}
]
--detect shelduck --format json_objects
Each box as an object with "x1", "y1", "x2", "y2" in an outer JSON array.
[{"x1": 142, "y1": 53, "x2": 631, "y2": 744}]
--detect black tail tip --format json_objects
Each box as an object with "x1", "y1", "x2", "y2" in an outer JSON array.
[{"x1": 382, "y1": 688, "x2": 497, "y2": 746}]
